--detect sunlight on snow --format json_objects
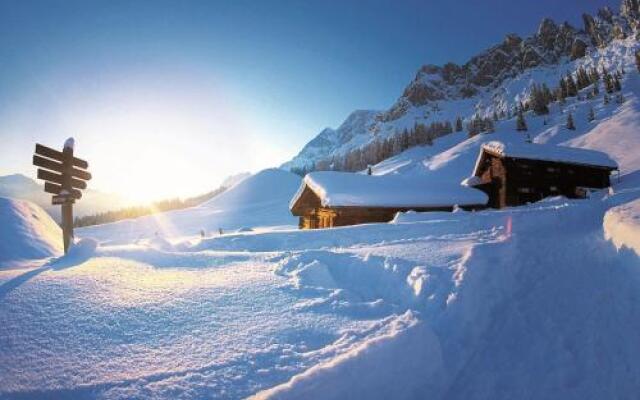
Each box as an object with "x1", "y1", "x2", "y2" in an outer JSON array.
[{"x1": 58, "y1": 258, "x2": 263, "y2": 306}]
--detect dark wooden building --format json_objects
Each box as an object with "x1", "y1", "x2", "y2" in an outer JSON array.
[
  {"x1": 290, "y1": 171, "x2": 488, "y2": 229},
  {"x1": 465, "y1": 141, "x2": 618, "y2": 208}
]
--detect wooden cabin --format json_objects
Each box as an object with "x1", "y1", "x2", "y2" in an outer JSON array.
[
  {"x1": 290, "y1": 171, "x2": 488, "y2": 229},
  {"x1": 465, "y1": 141, "x2": 618, "y2": 208}
]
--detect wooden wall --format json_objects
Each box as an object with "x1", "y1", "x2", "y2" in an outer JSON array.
[{"x1": 298, "y1": 205, "x2": 460, "y2": 229}]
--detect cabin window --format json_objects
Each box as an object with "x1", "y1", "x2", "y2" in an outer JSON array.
[
  {"x1": 546, "y1": 166, "x2": 559, "y2": 173},
  {"x1": 549, "y1": 186, "x2": 558, "y2": 192},
  {"x1": 517, "y1": 187, "x2": 533, "y2": 194}
]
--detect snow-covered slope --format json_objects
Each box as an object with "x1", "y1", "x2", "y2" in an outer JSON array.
[
  {"x1": 0, "y1": 197, "x2": 63, "y2": 265},
  {"x1": 77, "y1": 168, "x2": 301, "y2": 244}
]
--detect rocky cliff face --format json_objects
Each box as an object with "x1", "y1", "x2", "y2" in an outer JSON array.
[
  {"x1": 384, "y1": 3, "x2": 640, "y2": 120},
  {"x1": 283, "y1": 0, "x2": 640, "y2": 172}
]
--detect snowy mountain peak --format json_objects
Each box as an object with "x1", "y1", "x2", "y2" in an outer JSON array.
[{"x1": 282, "y1": 0, "x2": 640, "y2": 172}]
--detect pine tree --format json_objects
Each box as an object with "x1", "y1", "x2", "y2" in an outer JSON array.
[
  {"x1": 444, "y1": 121, "x2": 453, "y2": 134},
  {"x1": 530, "y1": 84, "x2": 550, "y2": 115},
  {"x1": 467, "y1": 117, "x2": 480, "y2": 137},
  {"x1": 559, "y1": 77, "x2": 569, "y2": 99},
  {"x1": 455, "y1": 116, "x2": 463, "y2": 132},
  {"x1": 576, "y1": 67, "x2": 590, "y2": 90},
  {"x1": 485, "y1": 118, "x2": 495, "y2": 133},
  {"x1": 566, "y1": 112, "x2": 576, "y2": 130},
  {"x1": 614, "y1": 76, "x2": 622, "y2": 92},
  {"x1": 604, "y1": 72, "x2": 615, "y2": 93},
  {"x1": 604, "y1": 93, "x2": 610, "y2": 104},
  {"x1": 493, "y1": 110, "x2": 499, "y2": 121},
  {"x1": 589, "y1": 67, "x2": 600, "y2": 84},
  {"x1": 566, "y1": 74, "x2": 578, "y2": 97},
  {"x1": 556, "y1": 86, "x2": 566, "y2": 104},
  {"x1": 541, "y1": 83, "x2": 553, "y2": 104},
  {"x1": 516, "y1": 108, "x2": 527, "y2": 131},
  {"x1": 588, "y1": 107, "x2": 595, "y2": 122}
]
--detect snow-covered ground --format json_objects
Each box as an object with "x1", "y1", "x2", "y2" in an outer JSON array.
[
  {"x1": 2, "y1": 27, "x2": 640, "y2": 400},
  {"x1": 2, "y1": 182, "x2": 639, "y2": 399}
]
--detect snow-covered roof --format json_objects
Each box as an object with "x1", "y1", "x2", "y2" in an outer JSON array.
[
  {"x1": 477, "y1": 141, "x2": 618, "y2": 171},
  {"x1": 290, "y1": 171, "x2": 488, "y2": 210}
]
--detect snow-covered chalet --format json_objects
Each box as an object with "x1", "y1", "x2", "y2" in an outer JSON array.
[
  {"x1": 290, "y1": 171, "x2": 488, "y2": 229},
  {"x1": 464, "y1": 141, "x2": 618, "y2": 208}
]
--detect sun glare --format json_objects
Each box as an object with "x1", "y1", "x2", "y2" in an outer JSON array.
[{"x1": 55, "y1": 77, "x2": 288, "y2": 204}]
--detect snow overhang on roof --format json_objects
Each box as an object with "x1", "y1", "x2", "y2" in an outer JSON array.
[
  {"x1": 290, "y1": 171, "x2": 488, "y2": 211},
  {"x1": 472, "y1": 141, "x2": 619, "y2": 176}
]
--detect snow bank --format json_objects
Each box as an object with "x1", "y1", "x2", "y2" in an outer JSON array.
[
  {"x1": 0, "y1": 197, "x2": 63, "y2": 264},
  {"x1": 293, "y1": 171, "x2": 488, "y2": 209},
  {"x1": 604, "y1": 198, "x2": 640, "y2": 256}
]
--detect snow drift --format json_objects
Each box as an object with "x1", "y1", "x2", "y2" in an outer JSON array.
[
  {"x1": 605, "y1": 197, "x2": 640, "y2": 256},
  {"x1": 0, "y1": 197, "x2": 63, "y2": 264}
]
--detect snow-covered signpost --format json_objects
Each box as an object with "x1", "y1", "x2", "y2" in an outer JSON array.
[{"x1": 32, "y1": 138, "x2": 91, "y2": 253}]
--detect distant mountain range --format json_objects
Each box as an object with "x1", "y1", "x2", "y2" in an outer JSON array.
[
  {"x1": 0, "y1": 172, "x2": 254, "y2": 225},
  {"x1": 282, "y1": 0, "x2": 640, "y2": 172},
  {"x1": 0, "y1": 173, "x2": 131, "y2": 222}
]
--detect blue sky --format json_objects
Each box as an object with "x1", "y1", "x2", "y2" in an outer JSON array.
[{"x1": 0, "y1": 0, "x2": 620, "y2": 201}]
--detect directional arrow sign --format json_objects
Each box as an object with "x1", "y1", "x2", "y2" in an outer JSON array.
[
  {"x1": 52, "y1": 195, "x2": 75, "y2": 205},
  {"x1": 44, "y1": 182, "x2": 82, "y2": 199},
  {"x1": 37, "y1": 169, "x2": 87, "y2": 189},
  {"x1": 33, "y1": 155, "x2": 92, "y2": 181},
  {"x1": 35, "y1": 143, "x2": 89, "y2": 170}
]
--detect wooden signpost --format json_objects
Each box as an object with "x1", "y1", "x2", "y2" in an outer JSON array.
[{"x1": 33, "y1": 138, "x2": 91, "y2": 254}]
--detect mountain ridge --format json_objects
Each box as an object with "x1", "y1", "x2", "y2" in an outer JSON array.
[{"x1": 282, "y1": 0, "x2": 640, "y2": 172}]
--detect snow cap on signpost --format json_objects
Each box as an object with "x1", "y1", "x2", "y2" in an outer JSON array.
[{"x1": 64, "y1": 137, "x2": 75, "y2": 150}]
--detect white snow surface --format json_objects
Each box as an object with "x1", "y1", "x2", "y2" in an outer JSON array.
[
  {"x1": 0, "y1": 197, "x2": 63, "y2": 265},
  {"x1": 480, "y1": 140, "x2": 618, "y2": 169},
  {"x1": 292, "y1": 171, "x2": 488, "y2": 209}
]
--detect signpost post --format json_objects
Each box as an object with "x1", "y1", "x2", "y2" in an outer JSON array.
[{"x1": 33, "y1": 138, "x2": 91, "y2": 254}]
